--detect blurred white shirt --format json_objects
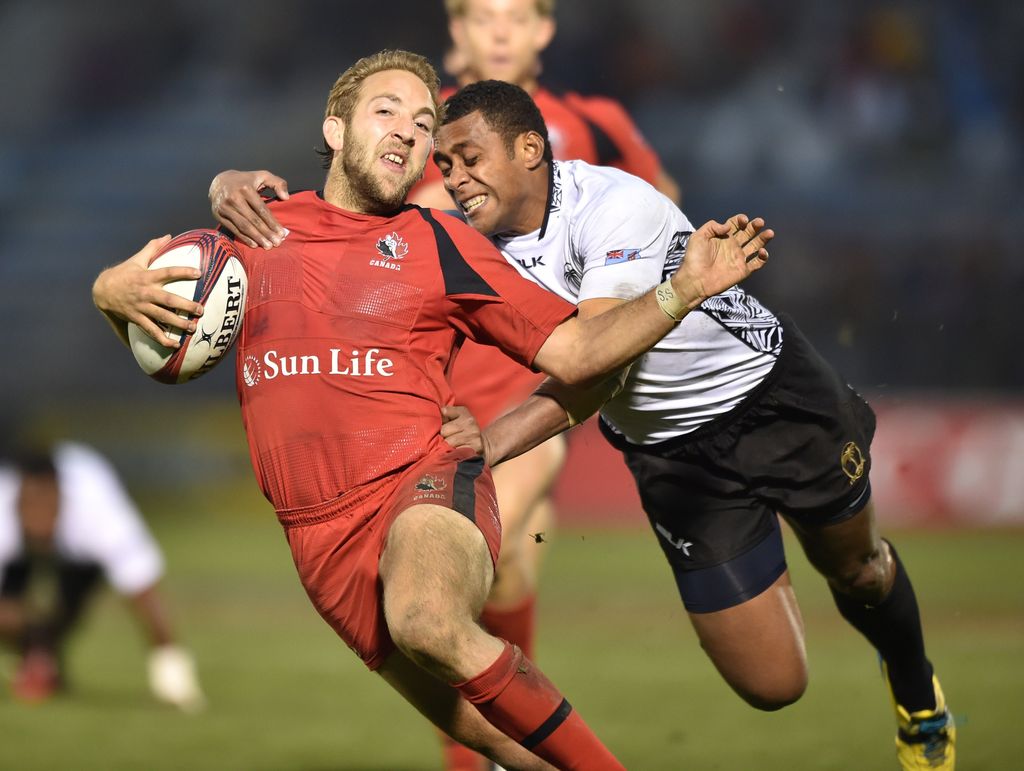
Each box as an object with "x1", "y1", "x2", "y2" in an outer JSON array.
[{"x1": 0, "y1": 441, "x2": 163, "y2": 595}]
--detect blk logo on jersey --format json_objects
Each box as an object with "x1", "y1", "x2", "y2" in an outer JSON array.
[
  {"x1": 370, "y1": 231, "x2": 408, "y2": 272},
  {"x1": 516, "y1": 255, "x2": 546, "y2": 270},
  {"x1": 655, "y1": 523, "x2": 693, "y2": 556},
  {"x1": 241, "y1": 348, "x2": 395, "y2": 387},
  {"x1": 605, "y1": 248, "x2": 641, "y2": 265}
]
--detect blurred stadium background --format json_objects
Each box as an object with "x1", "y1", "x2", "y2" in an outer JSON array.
[{"x1": 1, "y1": 0, "x2": 1021, "y2": 768}]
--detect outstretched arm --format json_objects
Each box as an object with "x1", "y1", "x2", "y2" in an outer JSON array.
[
  {"x1": 127, "y1": 584, "x2": 175, "y2": 647},
  {"x1": 92, "y1": 237, "x2": 204, "y2": 347},
  {"x1": 534, "y1": 214, "x2": 772, "y2": 387},
  {"x1": 441, "y1": 366, "x2": 630, "y2": 466}
]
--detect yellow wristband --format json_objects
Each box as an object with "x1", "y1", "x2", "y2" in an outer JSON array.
[{"x1": 655, "y1": 279, "x2": 687, "y2": 321}]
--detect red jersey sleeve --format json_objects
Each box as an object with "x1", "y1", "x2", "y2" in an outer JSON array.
[
  {"x1": 418, "y1": 209, "x2": 576, "y2": 368},
  {"x1": 563, "y1": 93, "x2": 662, "y2": 185}
]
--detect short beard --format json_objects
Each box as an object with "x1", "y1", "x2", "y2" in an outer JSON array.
[{"x1": 340, "y1": 128, "x2": 418, "y2": 215}]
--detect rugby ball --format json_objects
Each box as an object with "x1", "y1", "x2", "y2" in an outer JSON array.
[{"x1": 128, "y1": 229, "x2": 247, "y2": 384}]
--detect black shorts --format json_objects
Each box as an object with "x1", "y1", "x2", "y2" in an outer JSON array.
[
  {"x1": 600, "y1": 315, "x2": 876, "y2": 612},
  {"x1": 1, "y1": 555, "x2": 104, "y2": 651}
]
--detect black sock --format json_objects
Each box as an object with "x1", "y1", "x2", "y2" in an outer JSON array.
[{"x1": 829, "y1": 540, "x2": 936, "y2": 712}]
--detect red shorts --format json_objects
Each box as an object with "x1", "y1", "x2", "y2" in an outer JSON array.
[
  {"x1": 450, "y1": 340, "x2": 546, "y2": 427},
  {"x1": 278, "y1": 445, "x2": 501, "y2": 670}
]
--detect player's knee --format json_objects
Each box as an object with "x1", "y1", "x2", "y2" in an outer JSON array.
[
  {"x1": 388, "y1": 601, "x2": 459, "y2": 669},
  {"x1": 828, "y1": 545, "x2": 891, "y2": 605},
  {"x1": 735, "y1": 671, "x2": 808, "y2": 712}
]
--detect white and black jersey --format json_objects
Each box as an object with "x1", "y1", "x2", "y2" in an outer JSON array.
[{"x1": 495, "y1": 160, "x2": 781, "y2": 444}]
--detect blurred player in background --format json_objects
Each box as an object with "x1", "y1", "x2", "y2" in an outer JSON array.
[
  {"x1": 94, "y1": 49, "x2": 770, "y2": 769},
  {"x1": 0, "y1": 440, "x2": 205, "y2": 712},
  {"x1": 410, "y1": 0, "x2": 680, "y2": 209},
  {"x1": 213, "y1": 78, "x2": 953, "y2": 770},
  {"x1": 218, "y1": 8, "x2": 680, "y2": 765}
]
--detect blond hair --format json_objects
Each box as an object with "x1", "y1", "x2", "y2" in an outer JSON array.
[
  {"x1": 324, "y1": 49, "x2": 443, "y2": 124},
  {"x1": 445, "y1": 0, "x2": 554, "y2": 17}
]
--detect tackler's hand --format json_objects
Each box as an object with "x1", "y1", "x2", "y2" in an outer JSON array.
[
  {"x1": 440, "y1": 405, "x2": 486, "y2": 457},
  {"x1": 209, "y1": 169, "x2": 290, "y2": 250}
]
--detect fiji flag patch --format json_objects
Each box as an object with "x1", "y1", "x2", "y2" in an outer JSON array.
[{"x1": 605, "y1": 248, "x2": 641, "y2": 265}]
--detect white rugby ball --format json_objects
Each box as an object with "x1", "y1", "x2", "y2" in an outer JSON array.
[{"x1": 128, "y1": 229, "x2": 247, "y2": 384}]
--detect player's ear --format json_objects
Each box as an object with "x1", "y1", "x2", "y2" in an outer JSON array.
[
  {"x1": 323, "y1": 116, "x2": 345, "y2": 152},
  {"x1": 534, "y1": 17, "x2": 555, "y2": 52},
  {"x1": 520, "y1": 131, "x2": 546, "y2": 170},
  {"x1": 448, "y1": 18, "x2": 466, "y2": 52}
]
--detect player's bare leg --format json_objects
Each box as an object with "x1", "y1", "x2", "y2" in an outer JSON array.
[
  {"x1": 486, "y1": 436, "x2": 565, "y2": 638},
  {"x1": 785, "y1": 500, "x2": 955, "y2": 769},
  {"x1": 687, "y1": 571, "x2": 808, "y2": 710},
  {"x1": 487, "y1": 495, "x2": 555, "y2": 611},
  {"x1": 380, "y1": 503, "x2": 624, "y2": 770},
  {"x1": 444, "y1": 437, "x2": 564, "y2": 769},
  {"x1": 378, "y1": 648, "x2": 554, "y2": 770}
]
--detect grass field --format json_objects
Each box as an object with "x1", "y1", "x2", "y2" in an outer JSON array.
[{"x1": 2, "y1": 479, "x2": 1022, "y2": 770}]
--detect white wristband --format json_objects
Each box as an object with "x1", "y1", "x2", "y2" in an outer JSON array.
[{"x1": 655, "y1": 279, "x2": 687, "y2": 322}]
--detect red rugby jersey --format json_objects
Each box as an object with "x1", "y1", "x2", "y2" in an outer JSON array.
[{"x1": 232, "y1": 191, "x2": 575, "y2": 511}]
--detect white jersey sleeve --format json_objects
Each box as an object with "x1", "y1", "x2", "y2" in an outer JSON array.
[
  {"x1": 0, "y1": 467, "x2": 24, "y2": 592},
  {"x1": 570, "y1": 170, "x2": 693, "y2": 304},
  {"x1": 52, "y1": 442, "x2": 164, "y2": 595}
]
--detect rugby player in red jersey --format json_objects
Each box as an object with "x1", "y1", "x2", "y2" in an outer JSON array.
[
  {"x1": 92, "y1": 50, "x2": 771, "y2": 770},
  {"x1": 217, "y1": 11, "x2": 681, "y2": 767}
]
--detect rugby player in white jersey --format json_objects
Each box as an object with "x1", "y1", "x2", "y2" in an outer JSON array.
[
  {"x1": 0, "y1": 441, "x2": 204, "y2": 711},
  {"x1": 209, "y1": 79, "x2": 954, "y2": 770}
]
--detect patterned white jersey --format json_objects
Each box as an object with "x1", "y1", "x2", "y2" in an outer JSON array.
[
  {"x1": 0, "y1": 442, "x2": 164, "y2": 594},
  {"x1": 494, "y1": 160, "x2": 782, "y2": 444}
]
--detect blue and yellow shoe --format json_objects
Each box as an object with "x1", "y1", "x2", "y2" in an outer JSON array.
[{"x1": 890, "y1": 673, "x2": 956, "y2": 770}]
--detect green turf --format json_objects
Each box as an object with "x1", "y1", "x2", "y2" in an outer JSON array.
[{"x1": 2, "y1": 481, "x2": 1021, "y2": 770}]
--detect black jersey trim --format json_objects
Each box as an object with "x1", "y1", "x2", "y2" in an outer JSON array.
[
  {"x1": 696, "y1": 307, "x2": 782, "y2": 356},
  {"x1": 581, "y1": 114, "x2": 621, "y2": 167},
  {"x1": 452, "y1": 454, "x2": 486, "y2": 524},
  {"x1": 551, "y1": 90, "x2": 625, "y2": 167},
  {"x1": 415, "y1": 208, "x2": 498, "y2": 297}
]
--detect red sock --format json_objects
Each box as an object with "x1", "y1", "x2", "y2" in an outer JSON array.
[
  {"x1": 480, "y1": 594, "x2": 536, "y2": 660},
  {"x1": 455, "y1": 642, "x2": 624, "y2": 771},
  {"x1": 440, "y1": 596, "x2": 536, "y2": 770}
]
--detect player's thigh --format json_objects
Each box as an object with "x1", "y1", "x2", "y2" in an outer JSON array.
[
  {"x1": 688, "y1": 571, "x2": 807, "y2": 710},
  {"x1": 380, "y1": 447, "x2": 503, "y2": 618},
  {"x1": 492, "y1": 435, "x2": 566, "y2": 536},
  {"x1": 381, "y1": 502, "x2": 495, "y2": 617}
]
